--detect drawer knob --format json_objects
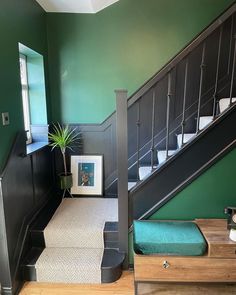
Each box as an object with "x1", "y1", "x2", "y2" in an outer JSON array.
[{"x1": 163, "y1": 260, "x2": 170, "y2": 269}]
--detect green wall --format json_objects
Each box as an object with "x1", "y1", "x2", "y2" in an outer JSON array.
[
  {"x1": 150, "y1": 148, "x2": 236, "y2": 220},
  {"x1": 47, "y1": 0, "x2": 234, "y2": 124},
  {"x1": 0, "y1": 0, "x2": 48, "y2": 171}
]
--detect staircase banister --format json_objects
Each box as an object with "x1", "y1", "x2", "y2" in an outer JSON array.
[
  {"x1": 129, "y1": 101, "x2": 236, "y2": 195},
  {"x1": 128, "y1": 102, "x2": 236, "y2": 225},
  {"x1": 127, "y1": 2, "x2": 236, "y2": 108}
]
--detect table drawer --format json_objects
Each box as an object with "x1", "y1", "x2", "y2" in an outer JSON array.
[{"x1": 134, "y1": 255, "x2": 236, "y2": 282}]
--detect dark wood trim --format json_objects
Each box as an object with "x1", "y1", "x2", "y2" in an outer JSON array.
[
  {"x1": 0, "y1": 132, "x2": 55, "y2": 295},
  {"x1": 116, "y1": 90, "x2": 129, "y2": 268},
  {"x1": 0, "y1": 181, "x2": 12, "y2": 294}
]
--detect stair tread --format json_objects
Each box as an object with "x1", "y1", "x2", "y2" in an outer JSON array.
[
  {"x1": 29, "y1": 247, "x2": 124, "y2": 269},
  {"x1": 219, "y1": 97, "x2": 236, "y2": 113},
  {"x1": 101, "y1": 249, "x2": 125, "y2": 268},
  {"x1": 199, "y1": 116, "x2": 213, "y2": 130},
  {"x1": 158, "y1": 150, "x2": 176, "y2": 153},
  {"x1": 128, "y1": 182, "x2": 137, "y2": 190},
  {"x1": 35, "y1": 248, "x2": 104, "y2": 268},
  {"x1": 157, "y1": 150, "x2": 177, "y2": 164},
  {"x1": 177, "y1": 133, "x2": 196, "y2": 148},
  {"x1": 139, "y1": 166, "x2": 156, "y2": 181}
]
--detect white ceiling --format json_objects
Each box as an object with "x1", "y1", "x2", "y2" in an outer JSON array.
[{"x1": 35, "y1": 0, "x2": 119, "y2": 13}]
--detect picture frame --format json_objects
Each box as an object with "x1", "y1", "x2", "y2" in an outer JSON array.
[{"x1": 70, "y1": 155, "x2": 103, "y2": 195}]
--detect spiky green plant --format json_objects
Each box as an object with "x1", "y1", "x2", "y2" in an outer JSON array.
[{"x1": 48, "y1": 123, "x2": 79, "y2": 175}]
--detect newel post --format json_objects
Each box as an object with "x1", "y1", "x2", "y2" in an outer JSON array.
[{"x1": 115, "y1": 89, "x2": 129, "y2": 268}]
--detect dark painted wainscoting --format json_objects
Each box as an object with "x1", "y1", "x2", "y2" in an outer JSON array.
[
  {"x1": 0, "y1": 132, "x2": 55, "y2": 295},
  {"x1": 51, "y1": 116, "x2": 117, "y2": 197}
]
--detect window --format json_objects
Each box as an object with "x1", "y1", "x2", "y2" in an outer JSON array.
[
  {"x1": 19, "y1": 54, "x2": 32, "y2": 144},
  {"x1": 18, "y1": 43, "x2": 48, "y2": 147}
]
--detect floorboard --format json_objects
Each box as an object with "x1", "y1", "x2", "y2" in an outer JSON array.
[
  {"x1": 139, "y1": 282, "x2": 236, "y2": 295},
  {"x1": 20, "y1": 271, "x2": 236, "y2": 295},
  {"x1": 19, "y1": 271, "x2": 134, "y2": 295}
]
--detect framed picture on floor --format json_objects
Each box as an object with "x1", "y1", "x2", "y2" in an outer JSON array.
[{"x1": 71, "y1": 155, "x2": 103, "y2": 195}]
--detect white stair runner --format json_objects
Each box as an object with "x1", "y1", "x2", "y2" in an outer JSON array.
[
  {"x1": 138, "y1": 97, "x2": 236, "y2": 179},
  {"x1": 128, "y1": 181, "x2": 136, "y2": 190},
  {"x1": 36, "y1": 248, "x2": 103, "y2": 283},
  {"x1": 139, "y1": 166, "x2": 153, "y2": 180},
  {"x1": 157, "y1": 150, "x2": 176, "y2": 164},
  {"x1": 136, "y1": 98, "x2": 236, "y2": 183},
  {"x1": 35, "y1": 198, "x2": 118, "y2": 283},
  {"x1": 44, "y1": 198, "x2": 118, "y2": 248},
  {"x1": 219, "y1": 97, "x2": 236, "y2": 113},
  {"x1": 199, "y1": 116, "x2": 213, "y2": 130},
  {"x1": 177, "y1": 133, "x2": 195, "y2": 148}
]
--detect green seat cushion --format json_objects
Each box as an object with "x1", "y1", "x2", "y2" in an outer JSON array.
[{"x1": 133, "y1": 221, "x2": 207, "y2": 256}]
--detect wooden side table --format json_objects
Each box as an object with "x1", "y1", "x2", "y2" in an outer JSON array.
[{"x1": 134, "y1": 219, "x2": 236, "y2": 295}]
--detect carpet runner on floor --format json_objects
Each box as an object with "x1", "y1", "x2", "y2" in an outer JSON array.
[{"x1": 35, "y1": 198, "x2": 118, "y2": 283}]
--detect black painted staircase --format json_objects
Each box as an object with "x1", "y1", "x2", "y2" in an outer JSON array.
[
  {"x1": 22, "y1": 198, "x2": 124, "y2": 283},
  {"x1": 128, "y1": 98, "x2": 236, "y2": 223},
  {"x1": 138, "y1": 97, "x2": 236, "y2": 181},
  {"x1": 117, "y1": 5, "x2": 236, "y2": 225}
]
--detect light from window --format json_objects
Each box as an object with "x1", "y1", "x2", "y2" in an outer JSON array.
[{"x1": 19, "y1": 54, "x2": 32, "y2": 144}]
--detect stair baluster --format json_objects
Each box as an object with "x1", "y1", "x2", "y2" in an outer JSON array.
[
  {"x1": 165, "y1": 72, "x2": 172, "y2": 160},
  {"x1": 213, "y1": 26, "x2": 223, "y2": 119},
  {"x1": 229, "y1": 33, "x2": 236, "y2": 106},
  {"x1": 196, "y1": 42, "x2": 206, "y2": 133},
  {"x1": 150, "y1": 89, "x2": 156, "y2": 170},
  {"x1": 228, "y1": 15, "x2": 234, "y2": 74},
  {"x1": 181, "y1": 58, "x2": 189, "y2": 147},
  {"x1": 136, "y1": 102, "x2": 141, "y2": 181}
]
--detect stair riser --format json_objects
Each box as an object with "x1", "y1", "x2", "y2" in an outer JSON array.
[
  {"x1": 30, "y1": 231, "x2": 45, "y2": 248},
  {"x1": 23, "y1": 249, "x2": 124, "y2": 284},
  {"x1": 31, "y1": 224, "x2": 119, "y2": 249},
  {"x1": 101, "y1": 264, "x2": 123, "y2": 283},
  {"x1": 104, "y1": 241, "x2": 119, "y2": 249},
  {"x1": 30, "y1": 232, "x2": 118, "y2": 249}
]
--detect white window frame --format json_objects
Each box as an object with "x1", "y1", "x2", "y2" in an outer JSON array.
[{"x1": 19, "y1": 54, "x2": 32, "y2": 144}]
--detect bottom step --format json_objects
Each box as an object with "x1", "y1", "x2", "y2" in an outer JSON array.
[{"x1": 23, "y1": 247, "x2": 124, "y2": 284}]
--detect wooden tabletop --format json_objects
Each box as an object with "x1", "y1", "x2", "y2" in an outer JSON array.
[{"x1": 196, "y1": 219, "x2": 236, "y2": 257}]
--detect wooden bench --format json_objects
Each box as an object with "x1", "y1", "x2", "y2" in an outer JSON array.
[{"x1": 134, "y1": 219, "x2": 236, "y2": 295}]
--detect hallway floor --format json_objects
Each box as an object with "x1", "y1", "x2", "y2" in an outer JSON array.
[{"x1": 20, "y1": 271, "x2": 236, "y2": 295}]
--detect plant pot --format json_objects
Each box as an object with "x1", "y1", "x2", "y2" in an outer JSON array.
[{"x1": 59, "y1": 173, "x2": 73, "y2": 190}]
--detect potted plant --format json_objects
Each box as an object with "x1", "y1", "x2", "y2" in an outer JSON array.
[{"x1": 48, "y1": 123, "x2": 80, "y2": 190}]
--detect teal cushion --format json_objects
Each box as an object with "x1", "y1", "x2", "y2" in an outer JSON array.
[{"x1": 133, "y1": 221, "x2": 207, "y2": 256}]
